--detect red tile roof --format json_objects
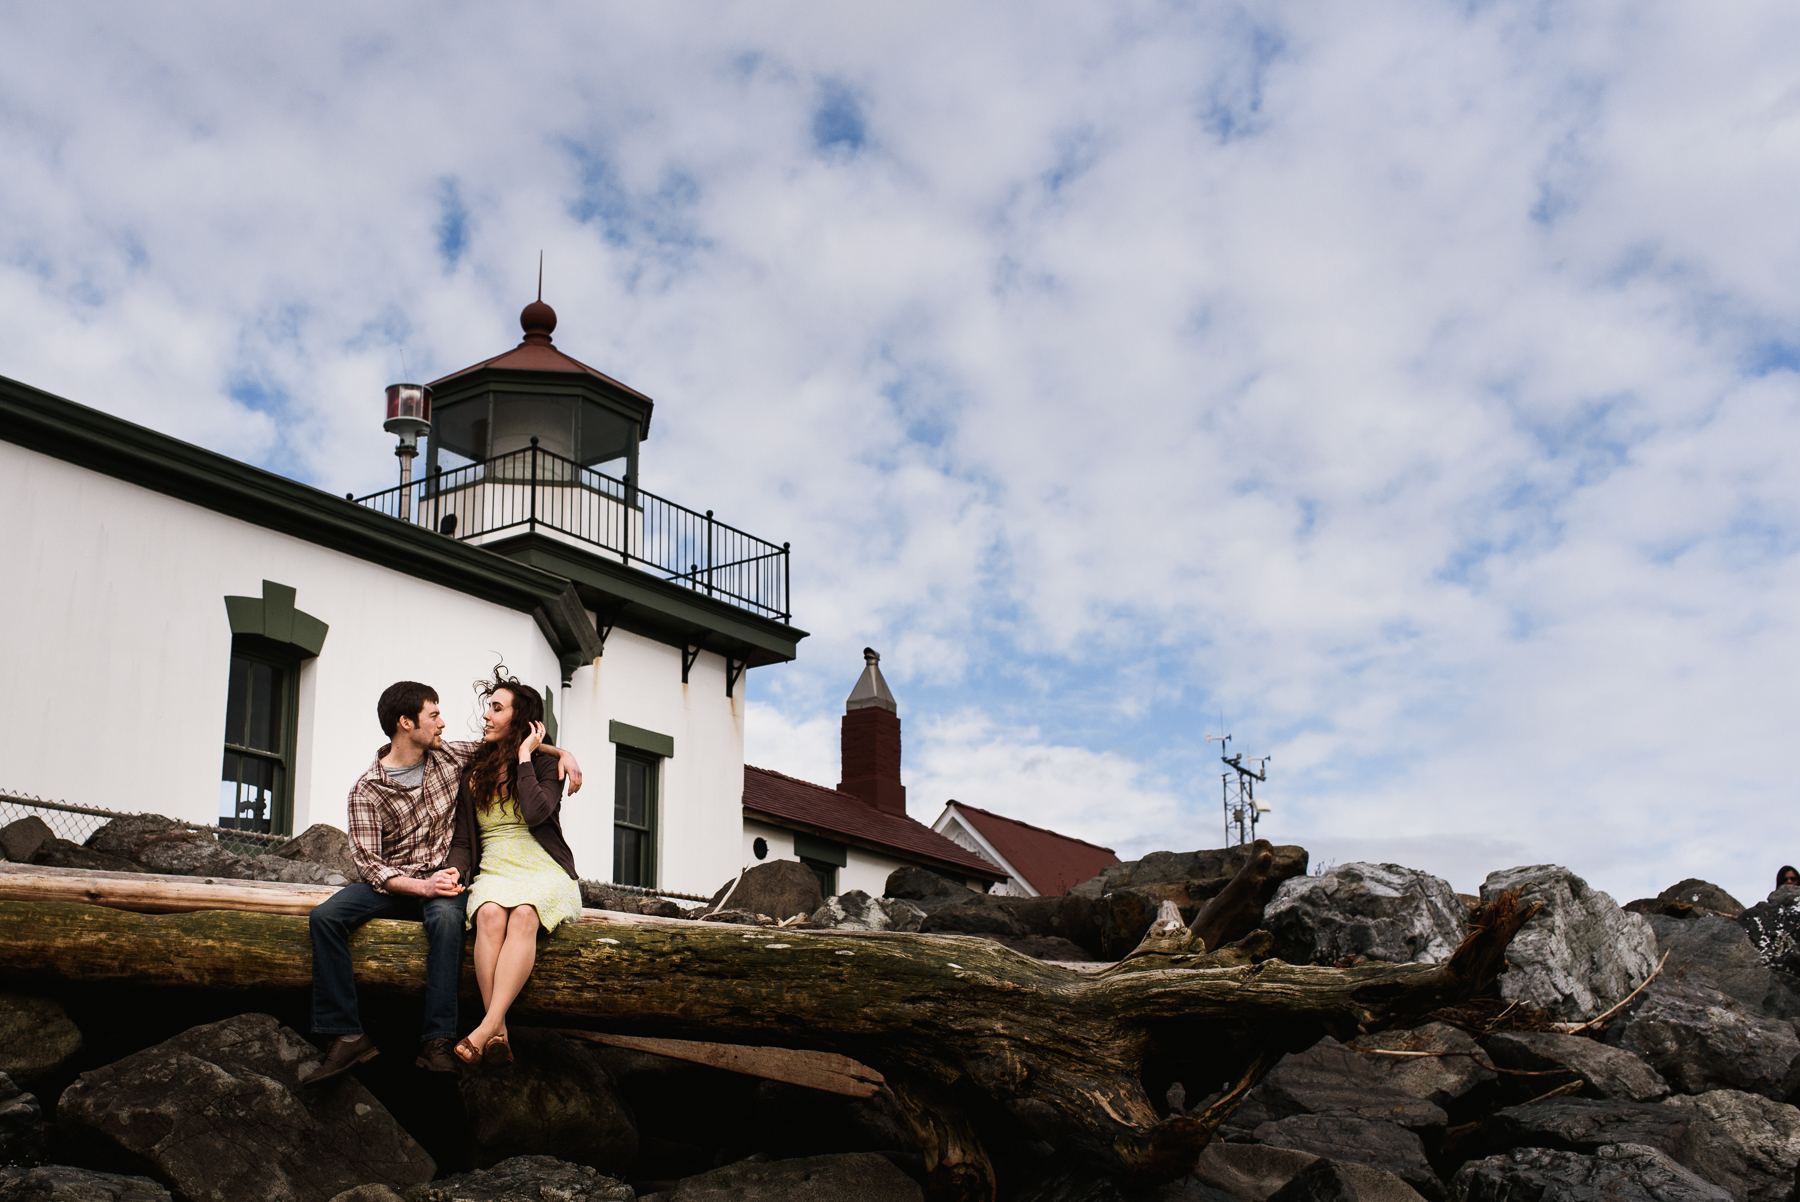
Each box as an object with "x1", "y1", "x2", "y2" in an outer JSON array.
[
  {"x1": 743, "y1": 766, "x2": 1005, "y2": 881},
  {"x1": 430, "y1": 340, "x2": 654, "y2": 403},
  {"x1": 945, "y1": 801, "x2": 1119, "y2": 896}
]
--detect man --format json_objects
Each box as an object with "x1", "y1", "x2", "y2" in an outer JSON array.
[{"x1": 301, "y1": 680, "x2": 582, "y2": 1083}]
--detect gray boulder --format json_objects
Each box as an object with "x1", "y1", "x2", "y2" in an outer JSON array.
[
  {"x1": 84, "y1": 814, "x2": 242, "y2": 876},
  {"x1": 1610, "y1": 977, "x2": 1800, "y2": 1099},
  {"x1": 0, "y1": 1075, "x2": 43, "y2": 1168},
  {"x1": 1264, "y1": 864, "x2": 1466, "y2": 966},
  {"x1": 1268, "y1": 1159, "x2": 1429, "y2": 1202},
  {"x1": 993, "y1": 935, "x2": 1096, "y2": 962},
  {"x1": 1737, "y1": 888, "x2": 1800, "y2": 976},
  {"x1": 1476, "y1": 1097, "x2": 1737, "y2": 1189},
  {"x1": 29, "y1": 840, "x2": 140, "y2": 874},
  {"x1": 0, "y1": 994, "x2": 81, "y2": 1085},
  {"x1": 457, "y1": 1029, "x2": 636, "y2": 1174},
  {"x1": 1480, "y1": 865, "x2": 1658, "y2": 1021},
  {"x1": 920, "y1": 899, "x2": 1030, "y2": 939},
  {"x1": 1660, "y1": 880, "x2": 1745, "y2": 917},
  {"x1": 0, "y1": 818, "x2": 52, "y2": 864},
  {"x1": 1660, "y1": 1090, "x2": 1800, "y2": 1202},
  {"x1": 0, "y1": 1166, "x2": 173, "y2": 1201},
  {"x1": 703, "y1": 861, "x2": 822, "y2": 923},
  {"x1": 1485, "y1": 1031, "x2": 1668, "y2": 1102},
  {"x1": 1229, "y1": 1038, "x2": 1448, "y2": 1136},
  {"x1": 1450, "y1": 1144, "x2": 1731, "y2": 1202},
  {"x1": 59, "y1": 1013, "x2": 434, "y2": 1202},
  {"x1": 1348, "y1": 1023, "x2": 1496, "y2": 1112},
  {"x1": 394, "y1": 1156, "x2": 632, "y2": 1201},
  {"x1": 1644, "y1": 915, "x2": 1800, "y2": 1022},
  {"x1": 810, "y1": 891, "x2": 925, "y2": 933},
  {"x1": 1252, "y1": 1116, "x2": 1442, "y2": 1201},
  {"x1": 1071, "y1": 845, "x2": 1309, "y2": 898},
  {"x1": 579, "y1": 882, "x2": 683, "y2": 918},
  {"x1": 638, "y1": 1152, "x2": 923, "y2": 1201},
  {"x1": 235, "y1": 854, "x2": 353, "y2": 887},
  {"x1": 272, "y1": 824, "x2": 359, "y2": 878},
  {"x1": 883, "y1": 866, "x2": 977, "y2": 914}
]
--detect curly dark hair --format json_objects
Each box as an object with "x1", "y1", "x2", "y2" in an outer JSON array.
[{"x1": 464, "y1": 663, "x2": 545, "y2": 814}]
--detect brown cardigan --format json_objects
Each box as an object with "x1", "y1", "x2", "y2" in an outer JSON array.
[{"x1": 445, "y1": 749, "x2": 578, "y2": 883}]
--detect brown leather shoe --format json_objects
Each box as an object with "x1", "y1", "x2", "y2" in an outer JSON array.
[
  {"x1": 300, "y1": 1033, "x2": 378, "y2": 1087},
  {"x1": 415, "y1": 1037, "x2": 460, "y2": 1074}
]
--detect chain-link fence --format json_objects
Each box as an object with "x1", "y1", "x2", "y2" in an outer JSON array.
[
  {"x1": 0, "y1": 789, "x2": 712, "y2": 902},
  {"x1": 0, "y1": 790, "x2": 288, "y2": 857}
]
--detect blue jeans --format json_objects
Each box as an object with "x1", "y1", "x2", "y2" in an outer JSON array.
[{"x1": 309, "y1": 881, "x2": 467, "y2": 1042}]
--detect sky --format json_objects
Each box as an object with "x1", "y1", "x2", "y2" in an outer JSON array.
[{"x1": 6, "y1": 3, "x2": 1800, "y2": 905}]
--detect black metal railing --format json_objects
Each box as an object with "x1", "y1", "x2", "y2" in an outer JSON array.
[{"x1": 354, "y1": 443, "x2": 791, "y2": 623}]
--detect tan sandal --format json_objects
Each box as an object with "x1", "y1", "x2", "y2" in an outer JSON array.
[
  {"x1": 453, "y1": 1036, "x2": 482, "y2": 1065},
  {"x1": 483, "y1": 1032, "x2": 513, "y2": 1067}
]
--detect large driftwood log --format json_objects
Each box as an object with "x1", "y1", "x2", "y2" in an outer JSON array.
[{"x1": 0, "y1": 880, "x2": 1535, "y2": 1202}]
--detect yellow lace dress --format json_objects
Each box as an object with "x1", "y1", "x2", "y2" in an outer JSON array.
[{"x1": 463, "y1": 799, "x2": 582, "y2": 933}]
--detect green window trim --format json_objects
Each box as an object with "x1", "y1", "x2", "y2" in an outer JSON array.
[
  {"x1": 794, "y1": 833, "x2": 847, "y2": 868},
  {"x1": 224, "y1": 580, "x2": 329, "y2": 657},
  {"x1": 609, "y1": 720, "x2": 674, "y2": 759}
]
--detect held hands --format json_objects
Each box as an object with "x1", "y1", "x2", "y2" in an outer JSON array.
[
  {"x1": 518, "y1": 720, "x2": 546, "y2": 762},
  {"x1": 389, "y1": 868, "x2": 462, "y2": 898}
]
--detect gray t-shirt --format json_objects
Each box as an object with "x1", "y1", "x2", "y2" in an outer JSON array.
[{"x1": 382, "y1": 758, "x2": 426, "y2": 789}]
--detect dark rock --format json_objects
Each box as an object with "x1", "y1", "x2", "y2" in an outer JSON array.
[
  {"x1": 1348, "y1": 1024, "x2": 1496, "y2": 1113},
  {"x1": 457, "y1": 1028, "x2": 636, "y2": 1174},
  {"x1": 809, "y1": 891, "x2": 924, "y2": 933},
  {"x1": 28, "y1": 840, "x2": 140, "y2": 874},
  {"x1": 0, "y1": 994, "x2": 82, "y2": 1085},
  {"x1": 235, "y1": 853, "x2": 353, "y2": 886},
  {"x1": 703, "y1": 861, "x2": 822, "y2": 924},
  {"x1": 1476, "y1": 1097, "x2": 1737, "y2": 1189},
  {"x1": 920, "y1": 898, "x2": 1030, "y2": 939},
  {"x1": 1095, "y1": 885, "x2": 1208, "y2": 961},
  {"x1": 1480, "y1": 865, "x2": 1658, "y2": 1022},
  {"x1": 1450, "y1": 1144, "x2": 1731, "y2": 1202},
  {"x1": 1071, "y1": 845, "x2": 1310, "y2": 898},
  {"x1": 0, "y1": 1165, "x2": 173, "y2": 1201},
  {"x1": 883, "y1": 866, "x2": 977, "y2": 914},
  {"x1": 1644, "y1": 915, "x2": 1800, "y2": 1022},
  {"x1": 1737, "y1": 888, "x2": 1800, "y2": 976},
  {"x1": 1657, "y1": 881, "x2": 1746, "y2": 918},
  {"x1": 84, "y1": 814, "x2": 241, "y2": 876},
  {"x1": 1485, "y1": 1031, "x2": 1668, "y2": 1102},
  {"x1": 59, "y1": 1013, "x2": 434, "y2": 1202},
  {"x1": 0, "y1": 818, "x2": 52, "y2": 865},
  {"x1": 397, "y1": 1155, "x2": 633, "y2": 1201},
  {"x1": 329, "y1": 1189, "x2": 404, "y2": 1202},
  {"x1": 0, "y1": 1075, "x2": 44, "y2": 1168},
  {"x1": 1252, "y1": 1115, "x2": 1443, "y2": 1201},
  {"x1": 1230, "y1": 1038, "x2": 1449, "y2": 1136},
  {"x1": 1660, "y1": 1089, "x2": 1800, "y2": 1202},
  {"x1": 1264, "y1": 864, "x2": 1466, "y2": 967},
  {"x1": 1609, "y1": 976, "x2": 1800, "y2": 1099},
  {"x1": 1266, "y1": 1158, "x2": 1432, "y2": 1202},
  {"x1": 579, "y1": 882, "x2": 682, "y2": 918},
  {"x1": 702, "y1": 909, "x2": 773, "y2": 926},
  {"x1": 993, "y1": 934, "x2": 1096, "y2": 962},
  {"x1": 1192, "y1": 1143, "x2": 1429, "y2": 1202},
  {"x1": 638, "y1": 1152, "x2": 923, "y2": 1201},
  {"x1": 273, "y1": 824, "x2": 359, "y2": 877},
  {"x1": 995, "y1": 894, "x2": 1103, "y2": 955}
]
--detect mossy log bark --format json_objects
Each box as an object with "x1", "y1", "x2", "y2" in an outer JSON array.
[{"x1": 0, "y1": 885, "x2": 1533, "y2": 1202}]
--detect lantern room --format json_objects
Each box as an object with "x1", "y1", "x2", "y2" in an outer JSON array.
[{"x1": 424, "y1": 298, "x2": 654, "y2": 486}]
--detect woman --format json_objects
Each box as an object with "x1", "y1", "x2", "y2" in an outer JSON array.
[{"x1": 447, "y1": 669, "x2": 582, "y2": 1066}]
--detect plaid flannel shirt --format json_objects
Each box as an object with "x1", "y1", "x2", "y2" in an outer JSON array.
[{"x1": 346, "y1": 740, "x2": 481, "y2": 891}]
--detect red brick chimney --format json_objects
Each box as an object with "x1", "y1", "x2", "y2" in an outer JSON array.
[{"x1": 838, "y1": 648, "x2": 906, "y2": 816}]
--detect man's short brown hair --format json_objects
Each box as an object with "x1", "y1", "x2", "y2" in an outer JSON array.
[{"x1": 377, "y1": 681, "x2": 440, "y2": 738}]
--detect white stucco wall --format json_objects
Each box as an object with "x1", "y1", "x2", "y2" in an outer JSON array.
[{"x1": 0, "y1": 441, "x2": 745, "y2": 895}]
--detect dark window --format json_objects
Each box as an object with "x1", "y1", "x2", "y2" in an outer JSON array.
[
  {"x1": 799, "y1": 857, "x2": 837, "y2": 897},
  {"x1": 219, "y1": 646, "x2": 298, "y2": 834},
  {"x1": 613, "y1": 751, "x2": 658, "y2": 888}
]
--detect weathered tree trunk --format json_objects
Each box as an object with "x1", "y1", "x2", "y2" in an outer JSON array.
[{"x1": 0, "y1": 885, "x2": 1534, "y2": 1201}]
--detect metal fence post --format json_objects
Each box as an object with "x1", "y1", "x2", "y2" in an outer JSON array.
[{"x1": 529, "y1": 437, "x2": 539, "y2": 531}]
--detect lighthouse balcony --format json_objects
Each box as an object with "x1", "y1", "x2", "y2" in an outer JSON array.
[{"x1": 353, "y1": 442, "x2": 791, "y2": 624}]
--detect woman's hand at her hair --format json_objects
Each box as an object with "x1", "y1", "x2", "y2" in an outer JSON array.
[{"x1": 518, "y1": 720, "x2": 545, "y2": 762}]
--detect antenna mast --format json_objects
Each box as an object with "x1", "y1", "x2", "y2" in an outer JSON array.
[{"x1": 1206, "y1": 731, "x2": 1271, "y2": 847}]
